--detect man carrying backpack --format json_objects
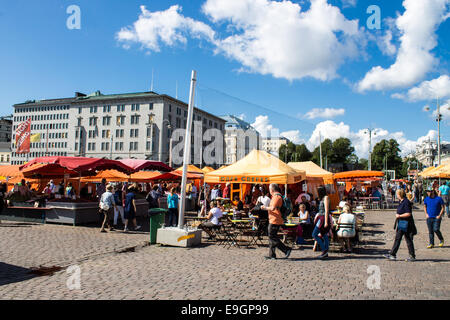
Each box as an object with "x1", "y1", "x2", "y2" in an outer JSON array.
[
  {"x1": 146, "y1": 185, "x2": 161, "y2": 210},
  {"x1": 261, "y1": 183, "x2": 292, "y2": 260}
]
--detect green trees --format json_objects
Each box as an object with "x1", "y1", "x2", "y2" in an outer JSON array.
[
  {"x1": 371, "y1": 139, "x2": 403, "y2": 174},
  {"x1": 279, "y1": 143, "x2": 312, "y2": 163},
  {"x1": 277, "y1": 137, "x2": 409, "y2": 177},
  {"x1": 330, "y1": 138, "x2": 355, "y2": 163},
  {"x1": 311, "y1": 138, "x2": 333, "y2": 165}
]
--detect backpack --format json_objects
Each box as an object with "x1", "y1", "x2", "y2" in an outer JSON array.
[
  {"x1": 146, "y1": 191, "x2": 158, "y2": 209},
  {"x1": 275, "y1": 193, "x2": 292, "y2": 221}
]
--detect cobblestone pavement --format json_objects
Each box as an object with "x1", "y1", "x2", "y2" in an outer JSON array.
[{"x1": 0, "y1": 208, "x2": 449, "y2": 300}]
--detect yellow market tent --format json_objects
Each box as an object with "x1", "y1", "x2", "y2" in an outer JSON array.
[
  {"x1": 418, "y1": 166, "x2": 437, "y2": 177},
  {"x1": 288, "y1": 161, "x2": 338, "y2": 207},
  {"x1": 420, "y1": 164, "x2": 450, "y2": 179},
  {"x1": 288, "y1": 161, "x2": 333, "y2": 182},
  {"x1": 204, "y1": 150, "x2": 306, "y2": 185}
]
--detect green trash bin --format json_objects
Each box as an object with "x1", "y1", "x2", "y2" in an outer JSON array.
[{"x1": 149, "y1": 208, "x2": 167, "y2": 244}]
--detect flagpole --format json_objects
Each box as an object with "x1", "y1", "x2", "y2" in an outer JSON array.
[{"x1": 178, "y1": 70, "x2": 197, "y2": 229}]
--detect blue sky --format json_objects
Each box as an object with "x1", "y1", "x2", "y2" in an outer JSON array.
[{"x1": 0, "y1": 0, "x2": 449, "y2": 157}]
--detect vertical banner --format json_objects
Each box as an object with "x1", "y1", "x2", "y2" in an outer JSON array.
[{"x1": 16, "y1": 118, "x2": 31, "y2": 154}]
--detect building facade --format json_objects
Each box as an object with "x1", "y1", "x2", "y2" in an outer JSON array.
[
  {"x1": 0, "y1": 142, "x2": 11, "y2": 165},
  {"x1": 0, "y1": 118, "x2": 12, "y2": 143},
  {"x1": 11, "y1": 91, "x2": 225, "y2": 166},
  {"x1": 262, "y1": 137, "x2": 290, "y2": 158},
  {"x1": 221, "y1": 115, "x2": 260, "y2": 165},
  {"x1": 415, "y1": 138, "x2": 450, "y2": 167}
]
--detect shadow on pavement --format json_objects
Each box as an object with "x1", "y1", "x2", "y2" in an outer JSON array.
[{"x1": 0, "y1": 262, "x2": 37, "y2": 286}]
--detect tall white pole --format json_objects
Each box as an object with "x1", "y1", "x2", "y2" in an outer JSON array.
[
  {"x1": 437, "y1": 98, "x2": 441, "y2": 166},
  {"x1": 368, "y1": 129, "x2": 372, "y2": 171},
  {"x1": 178, "y1": 70, "x2": 197, "y2": 229},
  {"x1": 319, "y1": 131, "x2": 323, "y2": 168}
]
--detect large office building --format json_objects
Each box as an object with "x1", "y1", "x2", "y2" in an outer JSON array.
[
  {"x1": 11, "y1": 91, "x2": 226, "y2": 166},
  {"x1": 221, "y1": 115, "x2": 261, "y2": 165},
  {"x1": 262, "y1": 137, "x2": 290, "y2": 157}
]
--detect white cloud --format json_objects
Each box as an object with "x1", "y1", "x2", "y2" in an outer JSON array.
[
  {"x1": 341, "y1": 0, "x2": 357, "y2": 8},
  {"x1": 303, "y1": 107, "x2": 345, "y2": 119},
  {"x1": 392, "y1": 75, "x2": 450, "y2": 101},
  {"x1": 116, "y1": 5, "x2": 215, "y2": 52},
  {"x1": 237, "y1": 113, "x2": 246, "y2": 121},
  {"x1": 378, "y1": 30, "x2": 397, "y2": 56},
  {"x1": 251, "y1": 115, "x2": 274, "y2": 137},
  {"x1": 280, "y1": 130, "x2": 303, "y2": 144},
  {"x1": 357, "y1": 0, "x2": 450, "y2": 92},
  {"x1": 306, "y1": 120, "x2": 439, "y2": 158},
  {"x1": 250, "y1": 115, "x2": 303, "y2": 144},
  {"x1": 430, "y1": 99, "x2": 450, "y2": 123},
  {"x1": 202, "y1": 0, "x2": 363, "y2": 81}
]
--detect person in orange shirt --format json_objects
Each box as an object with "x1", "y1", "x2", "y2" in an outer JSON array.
[{"x1": 261, "y1": 183, "x2": 292, "y2": 260}]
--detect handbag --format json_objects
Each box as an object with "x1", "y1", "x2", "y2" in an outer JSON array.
[
  {"x1": 99, "y1": 201, "x2": 110, "y2": 211},
  {"x1": 397, "y1": 219, "x2": 408, "y2": 232}
]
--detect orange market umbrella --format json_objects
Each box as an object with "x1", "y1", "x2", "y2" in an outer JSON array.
[
  {"x1": 81, "y1": 170, "x2": 130, "y2": 183},
  {"x1": 0, "y1": 165, "x2": 22, "y2": 178},
  {"x1": 175, "y1": 164, "x2": 204, "y2": 174},
  {"x1": 129, "y1": 171, "x2": 161, "y2": 182},
  {"x1": 333, "y1": 170, "x2": 384, "y2": 181},
  {"x1": 152, "y1": 170, "x2": 203, "y2": 181},
  {"x1": 202, "y1": 166, "x2": 215, "y2": 173}
]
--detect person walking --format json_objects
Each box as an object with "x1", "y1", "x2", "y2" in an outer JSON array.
[
  {"x1": 312, "y1": 186, "x2": 331, "y2": 259},
  {"x1": 385, "y1": 189, "x2": 417, "y2": 261},
  {"x1": 124, "y1": 185, "x2": 141, "y2": 232},
  {"x1": 167, "y1": 187, "x2": 179, "y2": 227},
  {"x1": 99, "y1": 184, "x2": 116, "y2": 233},
  {"x1": 113, "y1": 184, "x2": 126, "y2": 227},
  {"x1": 424, "y1": 188, "x2": 445, "y2": 248},
  {"x1": 438, "y1": 181, "x2": 450, "y2": 218},
  {"x1": 261, "y1": 183, "x2": 292, "y2": 260}
]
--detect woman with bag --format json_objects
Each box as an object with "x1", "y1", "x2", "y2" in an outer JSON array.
[
  {"x1": 385, "y1": 189, "x2": 416, "y2": 261},
  {"x1": 312, "y1": 186, "x2": 331, "y2": 259},
  {"x1": 99, "y1": 184, "x2": 116, "y2": 233}
]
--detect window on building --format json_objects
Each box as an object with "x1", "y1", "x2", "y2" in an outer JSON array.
[
  {"x1": 116, "y1": 116, "x2": 125, "y2": 126},
  {"x1": 149, "y1": 103, "x2": 154, "y2": 110},
  {"x1": 131, "y1": 115, "x2": 140, "y2": 125}
]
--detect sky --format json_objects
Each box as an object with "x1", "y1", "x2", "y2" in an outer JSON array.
[{"x1": 0, "y1": 0, "x2": 449, "y2": 159}]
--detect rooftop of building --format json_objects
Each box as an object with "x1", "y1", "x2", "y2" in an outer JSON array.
[
  {"x1": 262, "y1": 137, "x2": 290, "y2": 142},
  {"x1": 220, "y1": 115, "x2": 256, "y2": 131},
  {"x1": 13, "y1": 90, "x2": 225, "y2": 122}
]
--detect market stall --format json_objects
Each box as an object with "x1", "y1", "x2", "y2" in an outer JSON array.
[
  {"x1": 204, "y1": 150, "x2": 306, "y2": 201},
  {"x1": 287, "y1": 161, "x2": 339, "y2": 208},
  {"x1": 419, "y1": 164, "x2": 450, "y2": 179},
  {"x1": 7, "y1": 156, "x2": 136, "y2": 225}
]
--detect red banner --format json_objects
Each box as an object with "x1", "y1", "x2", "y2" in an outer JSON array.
[{"x1": 15, "y1": 118, "x2": 31, "y2": 154}]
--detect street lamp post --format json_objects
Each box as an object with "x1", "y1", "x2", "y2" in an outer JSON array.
[
  {"x1": 364, "y1": 128, "x2": 376, "y2": 171},
  {"x1": 424, "y1": 98, "x2": 448, "y2": 166}
]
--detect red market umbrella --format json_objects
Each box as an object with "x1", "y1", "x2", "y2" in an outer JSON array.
[{"x1": 118, "y1": 159, "x2": 172, "y2": 172}]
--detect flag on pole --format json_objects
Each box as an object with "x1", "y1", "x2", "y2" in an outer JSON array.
[
  {"x1": 15, "y1": 118, "x2": 31, "y2": 154},
  {"x1": 30, "y1": 133, "x2": 41, "y2": 143}
]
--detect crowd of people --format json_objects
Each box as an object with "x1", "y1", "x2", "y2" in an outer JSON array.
[{"x1": 1, "y1": 174, "x2": 448, "y2": 262}]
